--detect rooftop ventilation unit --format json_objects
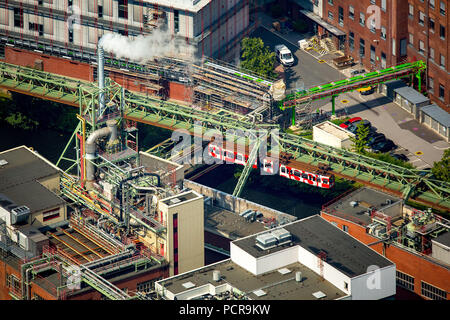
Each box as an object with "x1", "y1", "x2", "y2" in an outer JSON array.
[
  {"x1": 0, "y1": 159, "x2": 8, "y2": 166},
  {"x1": 170, "y1": 198, "x2": 181, "y2": 205},
  {"x1": 11, "y1": 206, "x2": 30, "y2": 225},
  {"x1": 271, "y1": 228, "x2": 292, "y2": 246},
  {"x1": 350, "y1": 201, "x2": 358, "y2": 208},
  {"x1": 255, "y1": 233, "x2": 278, "y2": 250},
  {"x1": 385, "y1": 199, "x2": 392, "y2": 205},
  {"x1": 182, "y1": 281, "x2": 196, "y2": 289}
]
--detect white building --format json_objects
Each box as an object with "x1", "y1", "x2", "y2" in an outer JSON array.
[
  {"x1": 313, "y1": 121, "x2": 355, "y2": 149},
  {"x1": 155, "y1": 215, "x2": 396, "y2": 300},
  {"x1": 0, "y1": 0, "x2": 251, "y2": 59}
]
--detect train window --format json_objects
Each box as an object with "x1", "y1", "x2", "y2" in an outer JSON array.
[
  {"x1": 294, "y1": 171, "x2": 300, "y2": 177},
  {"x1": 309, "y1": 175, "x2": 316, "y2": 181},
  {"x1": 317, "y1": 177, "x2": 321, "y2": 183},
  {"x1": 227, "y1": 152, "x2": 234, "y2": 158},
  {"x1": 264, "y1": 162, "x2": 272, "y2": 167},
  {"x1": 330, "y1": 175, "x2": 335, "y2": 182},
  {"x1": 302, "y1": 173, "x2": 308, "y2": 179},
  {"x1": 281, "y1": 167, "x2": 286, "y2": 173},
  {"x1": 322, "y1": 178, "x2": 329, "y2": 185},
  {"x1": 236, "y1": 154, "x2": 243, "y2": 161}
]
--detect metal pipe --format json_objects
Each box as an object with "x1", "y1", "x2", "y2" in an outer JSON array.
[
  {"x1": 98, "y1": 46, "x2": 105, "y2": 114},
  {"x1": 85, "y1": 119, "x2": 117, "y2": 182}
]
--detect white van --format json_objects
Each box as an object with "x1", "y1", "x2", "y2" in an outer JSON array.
[{"x1": 275, "y1": 44, "x2": 294, "y2": 67}]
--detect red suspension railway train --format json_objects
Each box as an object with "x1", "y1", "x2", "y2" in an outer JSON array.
[{"x1": 207, "y1": 143, "x2": 335, "y2": 189}]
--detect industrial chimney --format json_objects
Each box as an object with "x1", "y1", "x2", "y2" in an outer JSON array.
[{"x1": 98, "y1": 45, "x2": 105, "y2": 114}]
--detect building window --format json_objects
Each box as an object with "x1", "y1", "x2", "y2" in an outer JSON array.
[
  {"x1": 419, "y1": 11, "x2": 425, "y2": 25},
  {"x1": 428, "y1": 77, "x2": 434, "y2": 91},
  {"x1": 349, "y1": 5, "x2": 354, "y2": 20},
  {"x1": 338, "y1": 6, "x2": 344, "y2": 26},
  {"x1": 430, "y1": 47, "x2": 435, "y2": 60},
  {"x1": 328, "y1": 11, "x2": 333, "y2": 20},
  {"x1": 409, "y1": 33, "x2": 414, "y2": 46},
  {"x1": 328, "y1": 0, "x2": 334, "y2": 5},
  {"x1": 29, "y1": 22, "x2": 44, "y2": 36},
  {"x1": 392, "y1": 38, "x2": 396, "y2": 56},
  {"x1": 440, "y1": 24, "x2": 446, "y2": 39},
  {"x1": 440, "y1": 1, "x2": 446, "y2": 15},
  {"x1": 419, "y1": 40, "x2": 425, "y2": 55},
  {"x1": 409, "y1": 4, "x2": 414, "y2": 19},
  {"x1": 342, "y1": 225, "x2": 349, "y2": 232},
  {"x1": 118, "y1": 0, "x2": 128, "y2": 19},
  {"x1": 440, "y1": 54, "x2": 446, "y2": 67},
  {"x1": 381, "y1": 0, "x2": 386, "y2": 11},
  {"x1": 381, "y1": 26, "x2": 386, "y2": 40},
  {"x1": 439, "y1": 84, "x2": 445, "y2": 100},
  {"x1": 381, "y1": 52, "x2": 386, "y2": 68},
  {"x1": 14, "y1": 8, "x2": 23, "y2": 28},
  {"x1": 421, "y1": 281, "x2": 447, "y2": 300},
  {"x1": 360, "y1": 39, "x2": 365, "y2": 58},
  {"x1": 174, "y1": 9, "x2": 179, "y2": 33},
  {"x1": 369, "y1": 19, "x2": 376, "y2": 33},
  {"x1": 68, "y1": 29, "x2": 73, "y2": 43},
  {"x1": 429, "y1": 18, "x2": 435, "y2": 32},
  {"x1": 430, "y1": 0, "x2": 435, "y2": 9},
  {"x1": 396, "y1": 271, "x2": 414, "y2": 291},
  {"x1": 359, "y1": 12, "x2": 365, "y2": 26},
  {"x1": 370, "y1": 45, "x2": 376, "y2": 64},
  {"x1": 349, "y1": 32, "x2": 354, "y2": 51},
  {"x1": 43, "y1": 208, "x2": 60, "y2": 222}
]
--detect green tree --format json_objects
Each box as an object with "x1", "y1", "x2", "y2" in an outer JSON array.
[
  {"x1": 240, "y1": 37, "x2": 276, "y2": 79},
  {"x1": 350, "y1": 123, "x2": 370, "y2": 154},
  {"x1": 432, "y1": 149, "x2": 450, "y2": 182}
]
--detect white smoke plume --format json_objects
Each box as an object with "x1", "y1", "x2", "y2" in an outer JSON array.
[{"x1": 99, "y1": 29, "x2": 197, "y2": 63}]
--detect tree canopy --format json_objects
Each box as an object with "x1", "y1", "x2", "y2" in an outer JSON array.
[
  {"x1": 350, "y1": 123, "x2": 370, "y2": 154},
  {"x1": 432, "y1": 149, "x2": 450, "y2": 182},
  {"x1": 240, "y1": 37, "x2": 276, "y2": 79}
]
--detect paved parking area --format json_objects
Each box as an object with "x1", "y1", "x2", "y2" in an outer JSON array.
[{"x1": 251, "y1": 13, "x2": 449, "y2": 168}]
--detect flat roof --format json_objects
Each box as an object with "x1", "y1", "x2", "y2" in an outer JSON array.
[
  {"x1": 321, "y1": 188, "x2": 401, "y2": 226},
  {"x1": 394, "y1": 86, "x2": 429, "y2": 105},
  {"x1": 158, "y1": 259, "x2": 347, "y2": 300},
  {"x1": 421, "y1": 104, "x2": 450, "y2": 128},
  {"x1": 315, "y1": 121, "x2": 354, "y2": 140},
  {"x1": 432, "y1": 231, "x2": 450, "y2": 249},
  {"x1": 2, "y1": 181, "x2": 65, "y2": 213},
  {"x1": 233, "y1": 215, "x2": 393, "y2": 278},
  {"x1": 161, "y1": 190, "x2": 202, "y2": 206},
  {"x1": 0, "y1": 146, "x2": 59, "y2": 191},
  {"x1": 204, "y1": 207, "x2": 266, "y2": 240}
]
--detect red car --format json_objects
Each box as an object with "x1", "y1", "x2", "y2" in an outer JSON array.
[{"x1": 340, "y1": 117, "x2": 363, "y2": 129}]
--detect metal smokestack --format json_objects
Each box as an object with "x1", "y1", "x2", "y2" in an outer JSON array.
[{"x1": 98, "y1": 46, "x2": 105, "y2": 114}]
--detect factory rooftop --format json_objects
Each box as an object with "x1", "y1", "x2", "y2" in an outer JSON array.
[
  {"x1": 0, "y1": 146, "x2": 59, "y2": 191},
  {"x1": 156, "y1": 259, "x2": 347, "y2": 300},
  {"x1": 233, "y1": 215, "x2": 393, "y2": 278},
  {"x1": 321, "y1": 187, "x2": 402, "y2": 226},
  {"x1": 204, "y1": 206, "x2": 266, "y2": 240}
]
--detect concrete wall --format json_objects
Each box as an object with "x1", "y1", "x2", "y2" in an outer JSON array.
[
  {"x1": 230, "y1": 242, "x2": 257, "y2": 274},
  {"x1": 431, "y1": 241, "x2": 450, "y2": 266},
  {"x1": 350, "y1": 265, "x2": 396, "y2": 300},
  {"x1": 184, "y1": 179, "x2": 296, "y2": 224},
  {"x1": 255, "y1": 245, "x2": 299, "y2": 275}
]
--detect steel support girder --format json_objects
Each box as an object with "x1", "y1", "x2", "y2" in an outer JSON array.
[{"x1": 233, "y1": 137, "x2": 262, "y2": 197}]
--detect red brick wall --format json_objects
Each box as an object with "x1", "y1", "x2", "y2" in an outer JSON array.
[
  {"x1": 169, "y1": 82, "x2": 193, "y2": 102},
  {"x1": 0, "y1": 261, "x2": 21, "y2": 300},
  {"x1": 4, "y1": 47, "x2": 93, "y2": 81},
  {"x1": 321, "y1": 211, "x2": 450, "y2": 300},
  {"x1": 323, "y1": 0, "x2": 408, "y2": 68}
]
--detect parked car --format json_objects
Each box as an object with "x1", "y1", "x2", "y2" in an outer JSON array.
[
  {"x1": 366, "y1": 133, "x2": 386, "y2": 147},
  {"x1": 351, "y1": 69, "x2": 366, "y2": 76},
  {"x1": 371, "y1": 139, "x2": 396, "y2": 153},
  {"x1": 391, "y1": 153, "x2": 409, "y2": 162},
  {"x1": 275, "y1": 44, "x2": 294, "y2": 67},
  {"x1": 347, "y1": 120, "x2": 372, "y2": 134},
  {"x1": 357, "y1": 86, "x2": 375, "y2": 95},
  {"x1": 340, "y1": 117, "x2": 362, "y2": 129}
]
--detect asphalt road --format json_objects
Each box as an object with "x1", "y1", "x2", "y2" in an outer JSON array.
[{"x1": 249, "y1": 26, "x2": 449, "y2": 168}]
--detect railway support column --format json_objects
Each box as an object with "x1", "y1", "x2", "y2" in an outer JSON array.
[
  {"x1": 331, "y1": 95, "x2": 337, "y2": 116},
  {"x1": 416, "y1": 71, "x2": 422, "y2": 92},
  {"x1": 292, "y1": 106, "x2": 295, "y2": 126}
]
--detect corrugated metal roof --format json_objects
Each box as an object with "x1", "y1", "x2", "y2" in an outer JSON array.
[
  {"x1": 421, "y1": 104, "x2": 450, "y2": 128},
  {"x1": 394, "y1": 86, "x2": 429, "y2": 105}
]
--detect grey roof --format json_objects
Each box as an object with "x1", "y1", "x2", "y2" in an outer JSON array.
[
  {"x1": 321, "y1": 187, "x2": 402, "y2": 226},
  {"x1": 158, "y1": 259, "x2": 347, "y2": 300},
  {"x1": 2, "y1": 181, "x2": 64, "y2": 213},
  {"x1": 432, "y1": 231, "x2": 450, "y2": 249},
  {"x1": 394, "y1": 86, "x2": 429, "y2": 105},
  {"x1": 0, "y1": 146, "x2": 59, "y2": 191},
  {"x1": 421, "y1": 104, "x2": 450, "y2": 128},
  {"x1": 233, "y1": 215, "x2": 393, "y2": 278}
]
